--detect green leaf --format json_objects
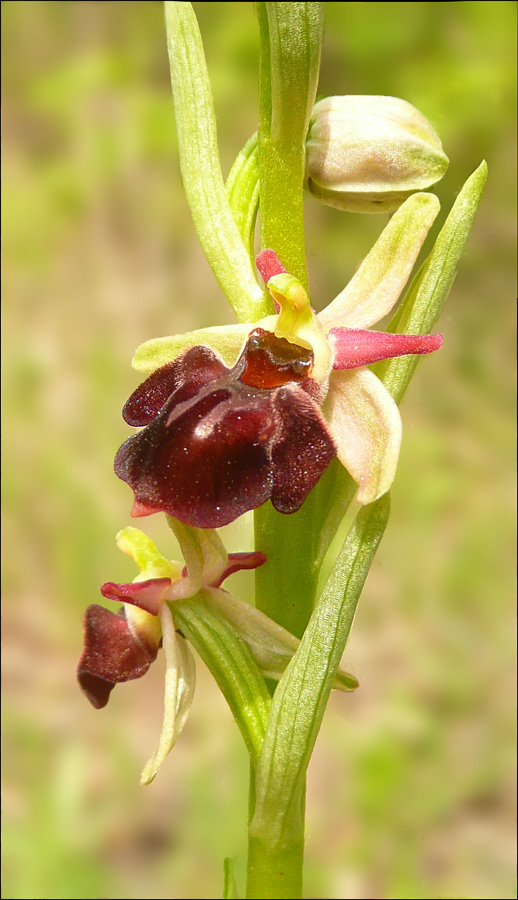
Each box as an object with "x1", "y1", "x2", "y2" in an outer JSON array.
[
  {"x1": 226, "y1": 133, "x2": 262, "y2": 269},
  {"x1": 164, "y1": 2, "x2": 269, "y2": 322},
  {"x1": 251, "y1": 495, "x2": 390, "y2": 845},
  {"x1": 173, "y1": 590, "x2": 271, "y2": 766},
  {"x1": 223, "y1": 858, "x2": 240, "y2": 899},
  {"x1": 314, "y1": 165, "x2": 486, "y2": 567},
  {"x1": 314, "y1": 462, "x2": 357, "y2": 570},
  {"x1": 373, "y1": 161, "x2": 488, "y2": 403}
]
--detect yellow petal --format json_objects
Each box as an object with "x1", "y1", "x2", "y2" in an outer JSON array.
[{"x1": 324, "y1": 369, "x2": 402, "y2": 504}]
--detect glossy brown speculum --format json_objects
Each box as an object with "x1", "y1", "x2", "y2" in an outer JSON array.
[{"x1": 239, "y1": 328, "x2": 313, "y2": 389}]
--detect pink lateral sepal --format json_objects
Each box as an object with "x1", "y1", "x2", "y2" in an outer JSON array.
[{"x1": 329, "y1": 327, "x2": 443, "y2": 369}]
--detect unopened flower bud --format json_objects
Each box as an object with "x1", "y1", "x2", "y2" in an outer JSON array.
[{"x1": 305, "y1": 95, "x2": 449, "y2": 213}]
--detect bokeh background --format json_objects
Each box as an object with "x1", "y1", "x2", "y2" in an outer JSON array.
[{"x1": 2, "y1": 2, "x2": 516, "y2": 898}]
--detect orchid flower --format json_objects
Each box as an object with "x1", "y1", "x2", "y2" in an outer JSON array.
[
  {"x1": 78, "y1": 517, "x2": 357, "y2": 784},
  {"x1": 77, "y1": 521, "x2": 262, "y2": 783},
  {"x1": 114, "y1": 192, "x2": 442, "y2": 526}
]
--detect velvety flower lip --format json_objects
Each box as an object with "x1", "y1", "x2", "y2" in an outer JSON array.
[
  {"x1": 114, "y1": 328, "x2": 336, "y2": 529},
  {"x1": 78, "y1": 601, "x2": 163, "y2": 710},
  {"x1": 121, "y1": 191, "x2": 444, "y2": 517}
]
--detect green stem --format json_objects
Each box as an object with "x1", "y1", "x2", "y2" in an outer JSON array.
[
  {"x1": 249, "y1": 5, "x2": 325, "y2": 898},
  {"x1": 252, "y1": 498, "x2": 390, "y2": 825},
  {"x1": 256, "y1": 3, "x2": 325, "y2": 288},
  {"x1": 253, "y1": 503, "x2": 319, "y2": 640},
  {"x1": 246, "y1": 816, "x2": 304, "y2": 899},
  {"x1": 254, "y1": 1, "x2": 325, "y2": 637}
]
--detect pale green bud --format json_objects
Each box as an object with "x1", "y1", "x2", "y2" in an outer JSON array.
[{"x1": 305, "y1": 95, "x2": 449, "y2": 213}]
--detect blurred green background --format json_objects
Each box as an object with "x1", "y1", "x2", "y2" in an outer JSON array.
[{"x1": 2, "y1": 2, "x2": 516, "y2": 898}]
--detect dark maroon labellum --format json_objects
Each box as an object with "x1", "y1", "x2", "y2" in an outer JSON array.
[
  {"x1": 114, "y1": 329, "x2": 336, "y2": 528},
  {"x1": 78, "y1": 604, "x2": 160, "y2": 709}
]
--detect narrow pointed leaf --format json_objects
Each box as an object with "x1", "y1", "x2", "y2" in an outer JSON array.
[
  {"x1": 174, "y1": 591, "x2": 271, "y2": 765},
  {"x1": 373, "y1": 161, "x2": 488, "y2": 403},
  {"x1": 226, "y1": 133, "x2": 262, "y2": 268},
  {"x1": 164, "y1": 2, "x2": 268, "y2": 322},
  {"x1": 207, "y1": 587, "x2": 358, "y2": 690},
  {"x1": 223, "y1": 858, "x2": 240, "y2": 900},
  {"x1": 251, "y1": 496, "x2": 390, "y2": 845},
  {"x1": 314, "y1": 461, "x2": 357, "y2": 569}
]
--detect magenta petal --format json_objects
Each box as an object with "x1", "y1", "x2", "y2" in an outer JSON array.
[
  {"x1": 270, "y1": 387, "x2": 336, "y2": 514},
  {"x1": 123, "y1": 346, "x2": 228, "y2": 426},
  {"x1": 77, "y1": 604, "x2": 160, "y2": 709},
  {"x1": 115, "y1": 382, "x2": 277, "y2": 528},
  {"x1": 329, "y1": 327, "x2": 443, "y2": 369},
  {"x1": 256, "y1": 249, "x2": 286, "y2": 285},
  {"x1": 100, "y1": 578, "x2": 171, "y2": 615}
]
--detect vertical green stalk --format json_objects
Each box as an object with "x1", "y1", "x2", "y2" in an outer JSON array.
[
  {"x1": 249, "y1": 6, "x2": 325, "y2": 899},
  {"x1": 256, "y1": 2, "x2": 324, "y2": 288},
  {"x1": 254, "y1": 2, "x2": 325, "y2": 641}
]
